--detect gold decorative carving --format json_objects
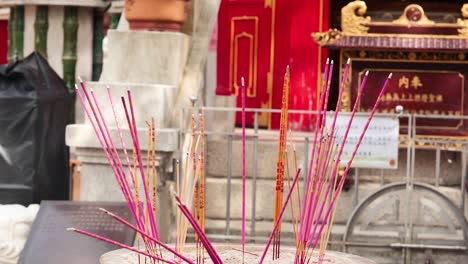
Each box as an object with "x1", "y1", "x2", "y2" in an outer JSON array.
[
  {"x1": 392, "y1": 4, "x2": 434, "y2": 26},
  {"x1": 343, "y1": 50, "x2": 468, "y2": 63},
  {"x1": 341, "y1": 0, "x2": 370, "y2": 35},
  {"x1": 229, "y1": 16, "x2": 259, "y2": 98},
  {"x1": 457, "y1": 4, "x2": 468, "y2": 37},
  {"x1": 312, "y1": 29, "x2": 342, "y2": 46},
  {"x1": 400, "y1": 135, "x2": 468, "y2": 151}
]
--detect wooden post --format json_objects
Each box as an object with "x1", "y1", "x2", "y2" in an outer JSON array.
[
  {"x1": 34, "y1": 6, "x2": 48, "y2": 58},
  {"x1": 8, "y1": 6, "x2": 24, "y2": 62},
  {"x1": 92, "y1": 8, "x2": 104, "y2": 81}
]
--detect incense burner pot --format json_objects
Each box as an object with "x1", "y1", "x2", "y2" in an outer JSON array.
[
  {"x1": 0, "y1": 204, "x2": 39, "y2": 264},
  {"x1": 124, "y1": 0, "x2": 189, "y2": 31},
  {"x1": 100, "y1": 244, "x2": 376, "y2": 264}
]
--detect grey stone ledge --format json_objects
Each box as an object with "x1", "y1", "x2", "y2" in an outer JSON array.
[{"x1": 66, "y1": 124, "x2": 179, "y2": 152}]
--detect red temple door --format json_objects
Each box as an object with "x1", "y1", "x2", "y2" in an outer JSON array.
[
  {"x1": 217, "y1": 0, "x2": 329, "y2": 130},
  {"x1": 217, "y1": 0, "x2": 273, "y2": 128}
]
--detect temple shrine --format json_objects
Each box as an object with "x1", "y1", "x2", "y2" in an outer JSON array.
[{"x1": 314, "y1": 1, "x2": 468, "y2": 137}]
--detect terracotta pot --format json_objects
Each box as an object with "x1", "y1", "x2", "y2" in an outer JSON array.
[{"x1": 125, "y1": 0, "x2": 188, "y2": 31}]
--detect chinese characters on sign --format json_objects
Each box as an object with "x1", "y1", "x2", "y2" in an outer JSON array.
[
  {"x1": 357, "y1": 70, "x2": 464, "y2": 131},
  {"x1": 326, "y1": 113, "x2": 399, "y2": 169}
]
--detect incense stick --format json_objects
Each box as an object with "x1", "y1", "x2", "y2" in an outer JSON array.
[
  {"x1": 240, "y1": 77, "x2": 247, "y2": 264},
  {"x1": 122, "y1": 94, "x2": 159, "y2": 240},
  {"x1": 98, "y1": 208, "x2": 194, "y2": 264},
  {"x1": 272, "y1": 67, "x2": 290, "y2": 259},
  {"x1": 68, "y1": 228, "x2": 174, "y2": 264},
  {"x1": 199, "y1": 111, "x2": 206, "y2": 264},
  {"x1": 175, "y1": 196, "x2": 222, "y2": 264},
  {"x1": 259, "y1": 168, "x2": 301, "y2": 264},
  {"x1": 311, "y1": 73, "x2": 392, "y2": 249}
]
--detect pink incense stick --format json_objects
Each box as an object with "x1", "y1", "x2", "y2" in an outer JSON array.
[
  {"x1": 80, "y1": 83, "x2": 144, "y2": 229},
  {"x1": 241, "y1": 77, "x2": 247, "y2": 263},
  {"x1": 259, "y1": 169, "x2": 302, "y2": 264},
  {"x1": 306, "y1": 71, "x2": 370, "y2": 245},
  {"x1": 175, "y1": 196, "x2": 223, "y2": 264},
  {"x1": 98, "y1": 208, "x2": 195, "y2": 264},
  {"x1": 127, "y1": 90, "x2": 159, "y2": 239},
  {"x1": 90, "y1": 89, "x2": 137, "y2": 211},
  {"x1": 298, "y1": 59, "x2": 330, "y2": 243},
  {"x1": 299, "y1": 60, "x2": 333, "y2": 248},
  {"x1": 75, "y1": 86, "x2": 139, "y2": 224},
  {"x1": 123, "y1": 92, "x2": 160, "y2": 240},
  {"x1": 79, "y1": 83, "x2": 130, "y2": 197},
  {"x1": 106, "y1": 87, "x2": 146, "y2": 230},
  {"x1": 311, "y1": 73, "x2": 392, "y2": 249},
  {"x1": 67, "y1": 228, "x2": 175, "y2": 264},
  {"x1": 303, "y1": 58, "x2": 351, "y2": 241},
  {"x1": 320, "y1": 60, "x2": 334, "y2": 130},
  {"x1": 119, "y1": 97, "x2": 153, "y2": 230}
]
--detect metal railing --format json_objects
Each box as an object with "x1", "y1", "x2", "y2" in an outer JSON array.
[{"x1": 179, "y1": 106, "x2": 468, "y2": 242}]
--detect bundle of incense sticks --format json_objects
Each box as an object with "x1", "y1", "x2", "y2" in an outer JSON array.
[
  {"x1": 294, "y1": 59, "x2": 391, "y2": 264},
  {"x1": 272, "y1": 66, "x2": 290, "y2": 260},
  {"x1": 176, "y1": 112, "x2": 207, "y2": 262},
  {"x1": 69, "y1": 59, "x2": 391, "y2": 264}
]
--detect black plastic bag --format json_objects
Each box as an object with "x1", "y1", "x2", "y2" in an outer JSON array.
[{"x1": 0, "y1": 52, "x2": 71, "y2": 204}]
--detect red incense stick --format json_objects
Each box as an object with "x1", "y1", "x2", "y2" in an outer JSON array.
[
  {"x1": 175, "y1": 196, "x2": 223, "y2": 264},
  {"x1": 106, "y1": 87, "x2": 146, "y2": 231},
  {"x1": 311, "y1": 73, "x2": 392, "y2": 249},
  {"x1": 307, "y1": 70, "x2": 370, "y2": 245},
  {"x1": 241, "y1": 77, "x2": 247, "y2": 264},
  {"x1": 67, "y1": 228, "x2": 174, "y2": 264},
  {"x1": 298, "y1": 59, "x2": 330, "y2": 244},
  {"x1": 98, "y1": 208, "x2": 195, "y2": 264},
  {"x1": 75, "y1": 86, "x2": 143, "y2": 231},
  {"x1": 122, "y1": 92, "x2": 159, "y2": 240},
  {"x1": 303, "y1": 58, "x2": 350, "y2": 243},
  {"x1": 259, "y1": 168, "x2": 302, "y2": 264}
]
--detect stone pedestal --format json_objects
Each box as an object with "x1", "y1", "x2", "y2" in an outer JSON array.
[
  {"x1": 66, "y1": 125, "x2": 178, "y2": 241},
  {"x1": 99, "y1": 30, "x2": 189, "y2": 86}
]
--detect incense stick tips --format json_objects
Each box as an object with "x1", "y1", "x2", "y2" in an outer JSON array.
[
  {"x1": 90, "y1": 88, "x2": 94, "y2": 93},
  {"x1": 388, "y1": 73, "x2": 393, "y2": 79},
  {"x1": 241, "y1": 77, "x2": 245, "y2": 87},
  {"x1": 330, "y1": 59, "x2": 334, "y2": 65},
  {"x1": 365, "y1": 70, "x2": 369, "y2": 76},
  {"x1": 285, "y1": 65, "x2": 290, "y2": 77},
  {"x1": 74, "y1": 84, "x2": 79, "y2": 90},
  {"x1": 346, "y1": 58, "x2": 351, "y2": 64},
  {"x1": 66, "y1": 228, "x2": 76, "y2": 232},
  {"x1": 77, "y1": 76, "x2": 83, "y2": 83},
  {"x1": 326, "y1": 58, "x2": 329, "y2": 64},
  {"x1": 98, "y1": 207, "x2": 115, "y2": 217}
]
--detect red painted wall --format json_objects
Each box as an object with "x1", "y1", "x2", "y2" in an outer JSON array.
[
  {"x1": 217, "y1": 0, "x2": 329, "y2": 130},
  {"x1": 0, "y1": 21, "x2": 8, "y2": 64}
]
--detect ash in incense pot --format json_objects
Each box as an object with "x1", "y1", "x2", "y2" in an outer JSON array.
[{"x1": 100, "y1": 245, "x2": 376, "y2": 264}]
